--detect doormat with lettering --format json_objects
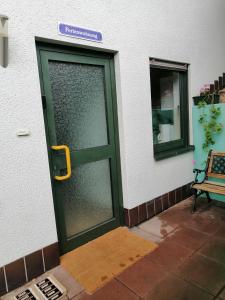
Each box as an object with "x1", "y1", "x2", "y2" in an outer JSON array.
[{"x1": 60, "y1": 227, "x2": 158, "y2": 294}]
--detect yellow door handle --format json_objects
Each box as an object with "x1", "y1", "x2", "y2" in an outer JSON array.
[{"x1": 51, "y1": 145, "x2": 72, "y2": 181}]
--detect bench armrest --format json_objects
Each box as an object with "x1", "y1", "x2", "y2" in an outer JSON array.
[
  {"x1": 193, "y1": 168, "x2": 207, "y2": 184},
  {"x1": 193, "y1": 168, "x2": 205, "y2": 174}
]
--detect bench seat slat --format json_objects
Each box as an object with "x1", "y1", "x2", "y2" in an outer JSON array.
[
  {"x1": 204, "y1": 180, "x2": 225, "y2": 187},
  {"x1": 192, "y1": 182, "x2": 225, "y2": 195}
]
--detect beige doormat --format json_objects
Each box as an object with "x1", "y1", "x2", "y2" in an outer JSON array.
[{"x1": 61, "y1": 227, "x2": 158, "y2": 294}]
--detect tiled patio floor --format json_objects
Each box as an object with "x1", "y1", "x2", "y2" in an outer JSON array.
[
  {"x1": 3, "y1": 197, "x2": 225, "y2": 300},
  {"x1": 74, "y1": 197, "x2": 225, "y2": 299}
]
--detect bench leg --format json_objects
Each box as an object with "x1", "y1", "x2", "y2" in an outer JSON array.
[
  {"x1": 206, "y1": 192, "x2": 212, "y2": 203},
  {"x1": 192, "y1": 190, "x2": 197, "y2": 213}
]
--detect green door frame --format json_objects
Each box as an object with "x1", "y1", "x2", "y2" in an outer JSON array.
[{"x1": 36, "y1": 41, "x2": 124, "y2": 254}]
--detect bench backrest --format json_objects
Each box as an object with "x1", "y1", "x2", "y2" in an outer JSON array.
[{"x1": 206, "y1": 151, "x2": 225, "y2": 179}]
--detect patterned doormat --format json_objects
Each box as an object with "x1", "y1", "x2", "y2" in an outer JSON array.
[{"x1": 61, "y1": 227, "x2": 158, "y2": 294}]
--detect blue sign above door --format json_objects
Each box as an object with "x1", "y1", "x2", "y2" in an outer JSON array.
[{"x1": 58, "y1": 23, "x2": 103, "y2": 42}]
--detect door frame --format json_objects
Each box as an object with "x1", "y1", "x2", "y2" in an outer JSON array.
[{"x1": 36, "y1": 40, "x2": 124, "y2": 254}]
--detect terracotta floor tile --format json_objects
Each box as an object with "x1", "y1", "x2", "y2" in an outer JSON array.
[
  {"x1": 146, "y1": 240, "x2": 193, "y2": 271},
  {"x1": 201, "y1": 204, "x2": 225, "y2": 222},
  {"x1": 202, "y1": 220, "x2": 223, "y2": 235},
  {"x1": 159, "y1": 202, "x2": 193, "y2": 227},
  {"x1": 174, "y1": 197, "x2": 192, "y2": 207},
  {"x1": 176, "y1": 253, "x2": 225, "y2": 295},
  {"x1": 166, "y1": 226, "x2": 209, "y2": 251},
  {"x1": 116, "y1": 256, "x2": 166, "y2": 298},
  {"x1": 78, "y1": 279, "x2": 139, "y2": 300},
  {"x1": 183, "y1": 214, "x2": 221, "y2": 235},
  {"x1": 198, "y1": 237, "x2": 225, "y2": 265},
  {"x1": 130, "y1": 227, "x2": 164, "y2": 244},
  {"x1": 189, "y1": 201, "x2": 224, "y2": 226},
  {"x1": 138, "y1": 216, "x2": 177, "y2": 238},
  {"x1": 146, "y1": 274, "x2": 213, "y2": 300},
  {"x1": 215, "y1": 226, "x2": 225, "y2": 240}
]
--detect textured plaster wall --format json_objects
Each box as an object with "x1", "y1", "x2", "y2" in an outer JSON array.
[{"x1": 1, "y1": 0, "x2": 225, "y2": 266}]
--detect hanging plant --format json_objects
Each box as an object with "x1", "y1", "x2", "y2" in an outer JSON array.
[{"x1": 198, "y1": 100, "x2": 223, "y2": 150}]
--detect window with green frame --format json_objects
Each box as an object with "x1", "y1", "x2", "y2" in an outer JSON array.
[{"x1": 150, "y1": 58, "x2": 193, "y2": 160}]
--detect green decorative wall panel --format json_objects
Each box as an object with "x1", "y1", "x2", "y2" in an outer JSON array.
[{"x1": 193, "y1": 103, "x2": 225, "y2": 202}]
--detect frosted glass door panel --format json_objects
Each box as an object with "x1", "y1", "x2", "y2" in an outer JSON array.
[
  {"x1": 48, "y1": 61, "x2": 108, "y2": 150},
  {"x1": 58, "y1": 159, "x2": 113, "y2": 238}
]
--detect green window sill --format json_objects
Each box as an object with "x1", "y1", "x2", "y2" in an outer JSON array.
[{"x1": 154, "y1": 145, "x2": 195, "y2": 161}]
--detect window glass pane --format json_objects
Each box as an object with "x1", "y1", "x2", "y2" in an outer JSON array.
[{"x1": 150, "y1": 68, "x2": 181, "y2": 144}]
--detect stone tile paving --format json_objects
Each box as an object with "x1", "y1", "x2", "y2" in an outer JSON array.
[
  {"x1": 2, "y1": 197, "x2": 225, "y2": 300},
  {"x1": 77, "y1": 197, "x2": 225, "y2": 299}
]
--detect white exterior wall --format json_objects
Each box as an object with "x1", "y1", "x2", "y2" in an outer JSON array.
[{"x1": 1, "y1": 0, "x2": 225, "y2": 266}]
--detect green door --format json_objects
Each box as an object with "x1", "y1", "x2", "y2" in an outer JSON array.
[{"x1": 37, "y1": 44, "x2": 123, "y2": 254}]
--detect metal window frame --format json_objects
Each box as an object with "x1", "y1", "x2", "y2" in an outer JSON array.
[
  {"x1": 150, "y1": 58, "x2": 190, "y2": 159},
  {"x1": 150, "y1": 57, "x2": 188, "y2": 72}
]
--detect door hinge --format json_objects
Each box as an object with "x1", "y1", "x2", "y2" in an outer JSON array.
[{"x1": 42, "y1": 95, "x2": 47, "y2": 109}]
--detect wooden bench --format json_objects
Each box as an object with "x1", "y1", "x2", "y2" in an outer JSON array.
[{"x1": 192, "y1": 150, "x2": 225, "y2": 212}]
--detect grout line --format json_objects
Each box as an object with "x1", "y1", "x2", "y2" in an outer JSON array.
[
  {"x1": 137, "y1": 205, "x2": 140, "y2": 224},
  {"x1": 182, "y1": 222, "x2": 218, "y2": 237},
  {"x1": 212, "y1": 283, "x2": 225, "y2": 300},
  {"x1": 171, "y1": 269, "x2": 215, "y2": 299},
  {"x1": 114, "y1": 277, "x2": 143, "y2": 299},
  {"x1": 73, "y1": 291, "x2": 86, "y2": 299},
  {"x1": 23, "y1": 257, "x2": 28, "y2": 282},
  {"x1": 127, "y1": 209, "x2": 131, "y2": 228},
  {"x1": 153, "y1": 198, "x2": 156, "y2": 215},
  {"x1": 3, "y1": 266, "x2": 8, "y2": 293},
  {"x1": 168, "y1": 192, "x2": 171, "y2": 207},
  {"x1": 197, "y1": 250, "x2": 225, "y2": 268},
  {"x1": 167, "y1": 192, "x2": 169, "y2": 209},
  {"x1": 175, "y1": 188, "x2": 177, "y2": 204},
  {"x1": 42, "y1": 249, "x2": 46, "y2": 272},
  {"x1": 146, "y1": 202, "x2": 149, "y2": 219}
]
